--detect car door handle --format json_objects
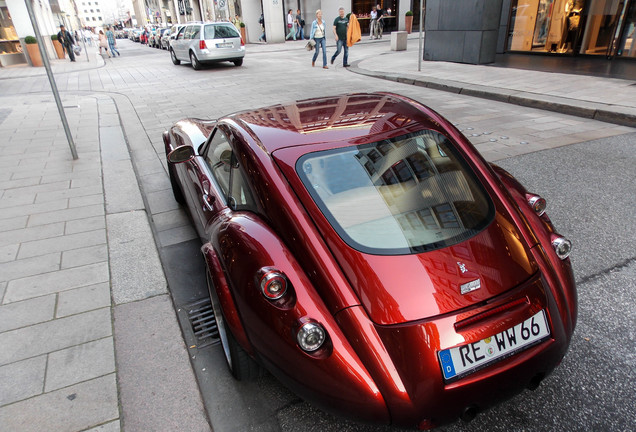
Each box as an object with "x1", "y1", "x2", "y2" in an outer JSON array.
[{"x1": 202, "y1": 194, "x2": 215, "y2": 211}]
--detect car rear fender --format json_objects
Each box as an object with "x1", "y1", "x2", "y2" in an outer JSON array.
[
  {"x1": 201, "y1": 242, "x2": 253, "y2": 354},
  {"x1": 490, "y1": 164, "x2": 577, "y2": 333},
  {"x1": 212, "y1": 212, "x2": 390, "y2": 424}
]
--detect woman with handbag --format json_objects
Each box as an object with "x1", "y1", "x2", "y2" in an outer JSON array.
[
  {"x1": 310, "y1": 10, "x2": 328, "y2": 69},
  {"x1": 285, "y1": 9, "x2": 296, "y2": 40}
]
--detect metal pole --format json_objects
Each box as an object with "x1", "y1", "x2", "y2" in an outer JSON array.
[
  {"x1": 418, "y1": 2, "x2": 423, "y2": 71},
  {"x1": 23, "y1": 0, "x2": 78, "y2": 159}
]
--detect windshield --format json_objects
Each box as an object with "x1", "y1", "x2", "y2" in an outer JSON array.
[
  {"x1": 204, "y1": 24, "x2": 240, "y2": 39},
  {"x1": 296, "y1": 130, "x2": 495, "y2": 255}
]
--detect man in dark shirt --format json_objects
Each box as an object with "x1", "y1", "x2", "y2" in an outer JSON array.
[
  {"x1": 375, "y1": 4, "x2": 384, "y2": 39},
  {"x1": 330, "y1": 7, "x2": 350, "y2": 67},
  {"x1": 56, "y1": 25, "x2": 76, "y2": 62}
]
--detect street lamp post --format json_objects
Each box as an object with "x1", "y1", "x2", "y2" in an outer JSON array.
[{"x1": 23, "y1": 0, "x2": 78, "y2": 159}]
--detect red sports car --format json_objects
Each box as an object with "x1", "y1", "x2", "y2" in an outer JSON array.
[{"x1": 163, "y1": 93, "x2": 577, "y2": 429}]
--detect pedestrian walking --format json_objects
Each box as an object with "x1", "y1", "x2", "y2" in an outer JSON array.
[
  {"x1": 331, "y1": 7, "x2": 350, "y2": 67},
  {"x1": 233, "y1": 14, "x2": 242, "y2": 28},
  {"x1": 258, "y1": 13, "x2": 266, "y2": 42},
  {"x1": 98, "y1": 30, "x2": 111, "y2": 58},
  {"x1": 310, "y1": 9, "x2": 328, "y2": 69},
  {"x1": 285, "y1": 9, "x2": 296, "y2": 40},
  {"x1": 374, "y1": 4, "x2": 385, "y2": 39},
  {"x1": 295, "y1": 9, "x2": 305, "y2": 40},
  {"x1": 56, "y1": 25, "x2": 76, "y2": 62},
  {"x1": 369, "y1": 6, "x2": 377, "y2": 39},
  {"x1": 106, "y1": 27, "x2": 120, "y2": 56}
]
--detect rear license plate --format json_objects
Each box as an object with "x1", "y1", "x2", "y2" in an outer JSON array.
[
  {"x1": 216, "y1": 42, "x2": 233, "y2": 48},
  {"x1": 438, "y1": 310, "x2": 550, "y2": 382}
]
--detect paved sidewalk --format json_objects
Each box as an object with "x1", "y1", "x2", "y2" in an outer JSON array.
[
  {"x1": 0, "y1": 92, "x2": 210, "y2": 431},
  {"x1": 349, "y1": 36, "x2": 636, "y2": 127},
  {"x1": 0, "y1": 44, "x2": 105, "y2": 79}
]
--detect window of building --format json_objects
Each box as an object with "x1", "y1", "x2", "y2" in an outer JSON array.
[{"x1": 617, "y1": 1, "x2": 635, "y2": 57}]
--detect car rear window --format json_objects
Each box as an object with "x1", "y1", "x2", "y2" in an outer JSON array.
[
  {"x1": 296, "y1": 130, "x2": 495, "y2": 255},
  {"x1": 204, "y1": 24, "x2": 240, "y2": 40}
]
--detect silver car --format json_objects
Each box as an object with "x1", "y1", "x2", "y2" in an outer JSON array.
[{"x1": 170, "y1": 22, "x2": 245, "y2": 69}]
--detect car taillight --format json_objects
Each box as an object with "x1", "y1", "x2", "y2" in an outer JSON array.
[
  {"x1": 296, "y1": 322, "x2": 326, "y2": 352},
  {"x1": 199, "y1": 40, "x2": 206, "y2": 50},
  {"x1": 551, "y1": 234, "x2": 572, "y2": 260},
  {"x1": 240, "y1": 37, "x2": 244, "y2": 46},
  {"x1": 526, "y1": 193, "x2": 547, "y2": 216},
  {"x1": 259, "y1": 270, "x2": 287, "y2": 300}
]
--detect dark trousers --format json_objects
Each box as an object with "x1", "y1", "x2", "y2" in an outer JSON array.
[{"x1": 64, "y1": 43, "x2": 75, "y2": 61}]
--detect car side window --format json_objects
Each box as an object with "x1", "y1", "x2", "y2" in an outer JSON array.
[
  {"x1": 191, "y1": 26, "x2": 201, "y2": 40},
  {"x1": 228, "y1": 153, "x2": 256, "y2": 212},
  {"x1": 204, "y1": 130, "x2": 232, "y2": 200},
  {"x1": 184, "y1": 25, "x2": 193, "y2": 39},
  {"x1": 203, "y1": 128, "x2": 256, "y2": 212},
  {"x1": 177, "y1": 27, "x2": 186, "y2": 40}
]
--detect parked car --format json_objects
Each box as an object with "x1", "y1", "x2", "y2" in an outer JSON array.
[
  {"x1": 130, "y1": 28, "x2": 142, "y2": 42},
  {"x1": 160, "y1": 29, "x2": 171, "y2": 49},
  {"x1": 163, "y1": 93, "x2": 577, "y2": 429},
  {"x1": 168, "y1": 23, "x2": 186, "y2": 49},
  {"x1": 169, "y1": 22, "x2": 245, "y2": 69},
  {"x1": 150, "y1": 28, "x2": 169, "y2": 48}
]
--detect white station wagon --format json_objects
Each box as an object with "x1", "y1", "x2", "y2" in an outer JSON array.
[{"x1": 170, "y1": 22, "x2": 245, "y2": 69}]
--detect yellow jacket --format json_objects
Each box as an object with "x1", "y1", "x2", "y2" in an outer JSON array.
[{"x1": 347, "y1": 14, "x2": 361, "y2": 47}]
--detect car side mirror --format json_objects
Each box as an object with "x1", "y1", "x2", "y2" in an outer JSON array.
[{"x1": 167, "y1": 146, "x2": 195, "y2": 163}]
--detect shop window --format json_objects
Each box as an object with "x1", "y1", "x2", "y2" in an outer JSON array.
[
  {"x1": 508, "y1": 0, "x2": 585, "y2": 53},
  {"x1": 580, "y1": 0, "x2": 627, "y2": 55},
  {"x1": 617, "y1": 1, "x2": 635, "y2": 57}
]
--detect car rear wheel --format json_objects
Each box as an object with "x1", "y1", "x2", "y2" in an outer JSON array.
[
  {"x1": 190, "y1": 51, "x2": 202, "y2": 70},
  {"x1": 233, "y1": 59, "x2": 243, "y2": 67},
  {"x1": 206, "y1": 268, "x2": 261, "y2": 381},
  {"x1": 170, "y1": 49, "x2": 180, "y2": 65}
]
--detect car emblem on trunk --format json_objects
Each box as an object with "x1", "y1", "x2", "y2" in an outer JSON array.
[
  {"x1": 460, "y1": 279, "x2": 481, "y2": 295},
  {"x1": 457, "y1": 262, "x2": 468, "y2": 274}
]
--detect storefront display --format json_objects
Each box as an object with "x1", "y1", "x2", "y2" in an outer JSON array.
[
  {"x1": 506, "y1": 0, "x2": 636, "y2": 58},
  {"x1": 0, "y1": 1, "x2": 25, "y2": 67},
  {"x1": 352, "y1": 0, "x2": 398, "y2": 35}
]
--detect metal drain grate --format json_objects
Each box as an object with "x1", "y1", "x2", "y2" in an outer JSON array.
[{"x1": 186, "y1": 298, "x2": 220, "y2": 348}]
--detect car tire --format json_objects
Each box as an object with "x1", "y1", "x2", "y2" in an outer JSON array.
[
  {"x1": 190, "y1": 51, "x2": 202, "y2": 70},
  {"x1": 233, "y1": 59, "x2": 243, "y2": 67},
  {"x1": 206, "y1": 268, "x2": 262, "y2": 381},
  {"x1": 168, "y1": 165, "x2": 185, "y2": 205},
  {"x1": 170, "y1": 49, "x2": 180, "y2": 65}
]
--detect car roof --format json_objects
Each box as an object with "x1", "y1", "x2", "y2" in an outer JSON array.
[{"x1": 228, "y1": 93, "x2": 443, "y2": 154}]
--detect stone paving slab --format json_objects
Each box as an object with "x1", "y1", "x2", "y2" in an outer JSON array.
[
  {"x1": 0, "y1": 307, "x2": 112, "y2": 365},
  {"x1": 3, "y1": 261, "x2": 109, "y2": 303},
  {"x1": 114, "y1": 295, "x2": 211, "y2": 431},
  {"x1": 45, "y1": 337, "x2": 115, "y2": 392},
  {"x1": 56, "y1": 282, "x2": 111, "y2": 318},
  {"x1": 0, "y1": 373, "x2": 119, "y2": 432},
  {"x1": 0, "y1": 355, "x2": 47, "y2": 406},
  {"x1": 107, "y1": 210, "x2": 167, "y2": 304},
  {"x1": 0, "y1": 294, "x2": 56, "y2": 333}
]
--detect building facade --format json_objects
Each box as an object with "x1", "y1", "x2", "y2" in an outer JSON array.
[{"x1": 77, "y1": 0, "x2": 104, "y2": 27}]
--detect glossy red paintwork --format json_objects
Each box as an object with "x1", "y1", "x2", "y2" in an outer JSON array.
[{"x1": 164, "y1": 93, "x2": 577, "y2": 428}]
